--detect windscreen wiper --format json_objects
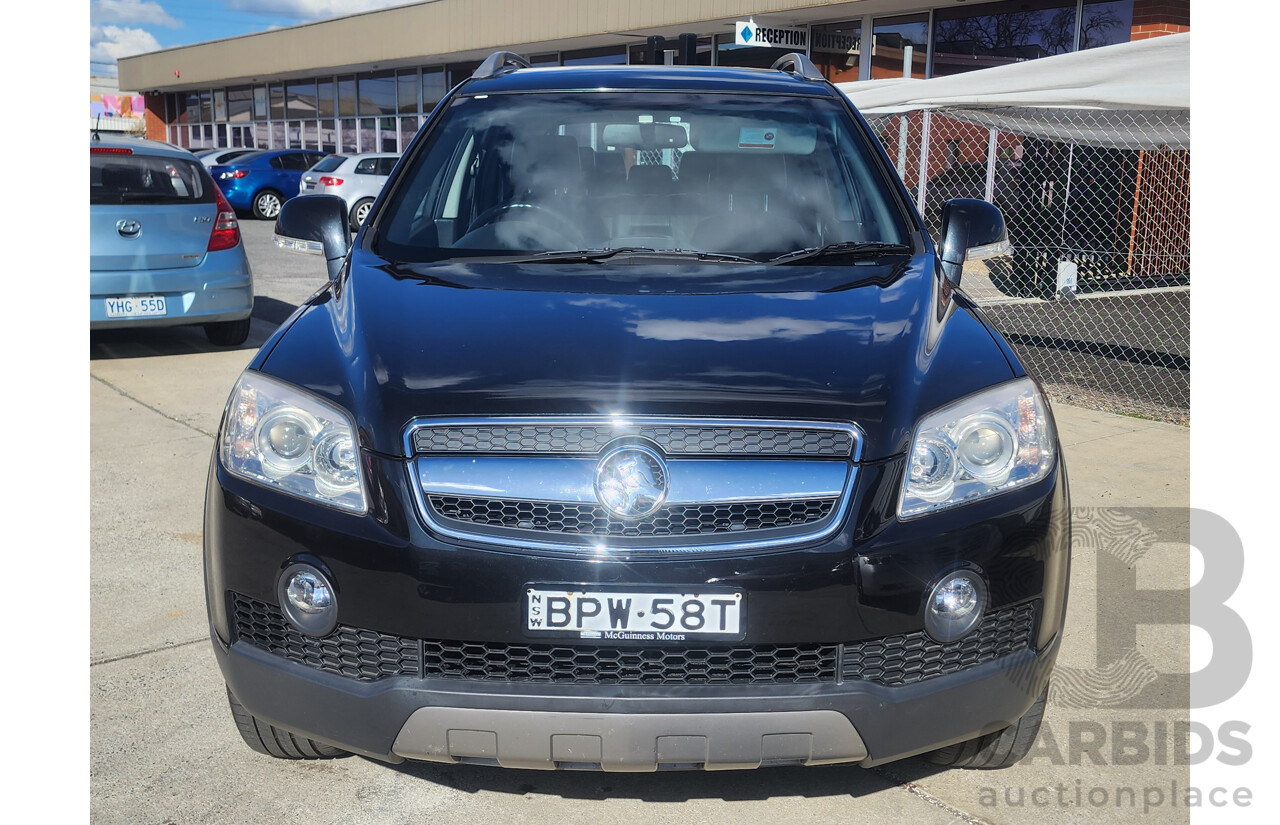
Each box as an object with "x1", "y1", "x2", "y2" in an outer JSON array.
[
  {"x1": 768, "y1": 241, "x2": 912, "y2": 265},
  {"x1": 503, "y1": 247, "x2": 761, "y2": 264}
]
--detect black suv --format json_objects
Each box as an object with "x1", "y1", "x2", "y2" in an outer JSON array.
[{"x1": 205, "y1": 52, "x2": 1069, "y2": 771}]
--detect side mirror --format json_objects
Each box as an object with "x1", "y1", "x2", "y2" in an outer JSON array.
[
  {"x1": 273, "y1": 194, "x2": 350, "y2": 281},
  {"x1": 937, "y1": 198, "x2": 1011, "y2": 287}
]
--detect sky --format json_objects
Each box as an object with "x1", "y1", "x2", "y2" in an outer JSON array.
[{"x1": 89, "y1": 0, "x2": 423, "y2": 75}]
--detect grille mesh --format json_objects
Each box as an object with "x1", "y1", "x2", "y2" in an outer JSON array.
[
  {"x1": 841, "y1": 601, "x2": 1039, "y2": 686},
  {"x1": 232, "y1": 594, "x2": 420, "y2": 681},
  {"x1": 412, "y1": 424, "x2": 853, "y2": 457},
  {"x1": 429, "y1": 495, "x2": 836, "y2": 536},
  {"x1": 230, "y1": 595, "x2": 1037, "y2": 687},
  {"x1": 422, "y1": 640, "x2": 838, "y2": 685}
]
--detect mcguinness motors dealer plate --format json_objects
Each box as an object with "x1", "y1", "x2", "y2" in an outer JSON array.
[{"x1": 526, "y1": 587, "x2": 744, "y2": 642}]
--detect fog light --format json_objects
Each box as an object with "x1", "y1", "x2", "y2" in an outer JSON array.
[
  {"x1": 277, "y1": 563, "x2": 337, "y2": 636},
  {"x1": 925, "y1": 572, "x2": 987, "y2": 642}
]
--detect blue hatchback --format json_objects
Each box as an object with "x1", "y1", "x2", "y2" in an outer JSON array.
[
  {"x1": 90, "y1": 137, "x2": 254, "y2": 346},
  {"x1": 211, "y1": 149, "x2": 326, "y2": 220}
]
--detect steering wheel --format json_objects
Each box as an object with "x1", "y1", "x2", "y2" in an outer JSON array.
[{"x1": 466, "y1": 202, "x2": 587, "y2": 248}]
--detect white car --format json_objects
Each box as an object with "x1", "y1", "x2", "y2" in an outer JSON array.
[
  {"x1": 194, "y1": 147, "x2": 255, "y2": 170},
  {"x1": 299, "y1": 153, "x2": 399, "y2": 231}
]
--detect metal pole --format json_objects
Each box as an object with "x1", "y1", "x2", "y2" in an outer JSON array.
[
  {"x1": 916, "y1": 110, "x2": 932, "y2": 215},
  {"x1": 985, "y1": 126, "x2": 999, "y2": 202},
  {"x1": 895, "y1": 46, "x2": 913, "y2": 178},
  {"x1": 1059, "y1": 144, "x2": 1075, "y2": 248}
]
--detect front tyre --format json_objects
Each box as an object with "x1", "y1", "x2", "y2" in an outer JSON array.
[
  {"x1": 252, "y1": 189, "x2": 284, "y2": 220},
  {"x1": 226, "y1": 688, "x2": 345, "y2": 759},
  {"x1": 925, "y1": 684, "x2": 1048, "y2": 769}
]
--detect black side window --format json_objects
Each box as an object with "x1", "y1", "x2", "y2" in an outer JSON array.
[
  {"x1": 269, "y1": 155, "x2": 286, "y2": 170},
  {"x1": 355, "y1": 158, "x2": 379, "y2": 175},
  {"x1": 376, "y1": 157, "x2": 398, "y2": 176}
]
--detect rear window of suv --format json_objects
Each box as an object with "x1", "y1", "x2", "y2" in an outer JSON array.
[
  {"x1": 90, "y1": 153, "x2": 214, "y2": 205},
  {"x1": 376, "y1": 91, "x2": 910, "y2": 263}
]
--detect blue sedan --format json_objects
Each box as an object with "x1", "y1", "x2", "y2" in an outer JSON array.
[
  {"x1": 90, "y1": 137, "x2": 254, "y2": 345},
  {"x1": 211, "y1": 149, "x2": 327, "y2": 219}
]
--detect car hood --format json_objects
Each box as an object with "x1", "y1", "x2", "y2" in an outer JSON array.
[{"x1": 258, "y1": 249, "x2": 1018, "y2": 461}]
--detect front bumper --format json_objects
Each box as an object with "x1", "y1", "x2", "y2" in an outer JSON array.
[
  {"x1": 216, "y1": 629, "x2": 1058, "y2": 769},
  {"x1": 205, "y1": 447, "x2": 1070, "y2": 769}
]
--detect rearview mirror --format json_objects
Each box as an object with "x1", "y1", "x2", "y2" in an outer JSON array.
[
  {"x1": 600, "y1": 122, "x2": 689, "y2": 150},
  {"x1": 274, "y1": 194, "x2": 350, "y2": 281},
  {"x1": 937, "y1": 198, "x2": 1011, "y2": 287}
]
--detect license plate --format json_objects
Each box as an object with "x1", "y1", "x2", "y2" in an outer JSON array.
[
  {"x1": 526, "y1": 587, "x2": 744, "y2": 642},
  {"x1": 105, "y1": 295, "x2": 166, "y2": 318}
]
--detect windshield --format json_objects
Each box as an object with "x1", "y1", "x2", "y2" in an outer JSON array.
[{"x1": 376, "y1": 91, "x2": 911, "y2": 263}]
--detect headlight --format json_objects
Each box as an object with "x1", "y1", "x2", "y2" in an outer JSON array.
[
  {"x1": 218, "y1": 371, "x2": 367, "y2": 514},
  {"x1": 899, "y1": 377, "x2": 1055, "y2": 518}
]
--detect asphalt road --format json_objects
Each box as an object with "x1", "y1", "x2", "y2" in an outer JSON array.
[{"x1": 89, "y1": 219, "x2": 1194, "y2": 824}]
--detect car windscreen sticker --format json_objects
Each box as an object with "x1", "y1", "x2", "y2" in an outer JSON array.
[{"x1": 738, "y1": 127, "x2": 777, "y2": 150}]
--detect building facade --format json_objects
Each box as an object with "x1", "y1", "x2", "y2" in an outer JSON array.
[{"x1": 119, "y1": 0, "x2": 1189, "y2": 154}]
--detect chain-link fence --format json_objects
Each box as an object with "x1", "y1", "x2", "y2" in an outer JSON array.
[{"x1": 864, "y1": 108, "x2": 1190, "y2": 425}]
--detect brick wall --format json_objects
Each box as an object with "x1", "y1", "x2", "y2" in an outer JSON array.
[
  {"x1": 1131, "y1": 0, "x2": 1190, "y2": 41},
  {"x1": 143, "y1": 93, "x2": 167, "y2": 141}
]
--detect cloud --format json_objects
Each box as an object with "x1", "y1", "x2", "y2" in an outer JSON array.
[
  {"x1": 91, "y1": 0, "x2": 182, "y2": 28},
  {"x1": 224, "y1": 1, "x2": 420, "y2": 21},
  {"x1": 90, "y1": 24, "x2": 164, "y2": 68}
]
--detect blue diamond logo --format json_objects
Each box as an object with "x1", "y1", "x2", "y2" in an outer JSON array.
[{"x1": 741, "y1": 25, "x2": 753, "y2": 42}]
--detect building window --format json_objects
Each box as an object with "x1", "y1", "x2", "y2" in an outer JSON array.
[
  {"x1": 337, "y1": 77, "x2": 357, "y2": 118},
  {"x1": 287, "y1": 80, "x2": 316, "y2": 119},
  {"x1": 227, "y1": 86, "x2": 252, "y2": 122},
  {"x1": 423, "y1": 67, "x2": 447, "y2": 110},
  {"x1": 562, "y1": 45, "x2": 626, "y2": 65},
  {"x1": 253, "y1": 86, "x2": 268, "y2": 120},
  {"x1": 320, "y1": 119, "x2": 336, "y2": 153},
  {"x1": 358, "y1": 71, "x2": 397, "y2": 116},
  {"x1": 316, "y1": 78, "x2": 336, "y2": 118},
  {"x1": 872, "y1": 14, "x2": 929, "y2": 80},
  {"x1": 269, "y1": 84, "x2": 285, "y2": 120},
  {"x1": 447, "y1": 62, "x2": 481, "y2": 87},
  {"x1": 399, "y1": 116, "x2": 419, "y2": 151},
  {"x1": 933, "y1": 0, "x2": 1082, "y2": 77},
  {"x1": 812, "y1": 21, "x2": 862, "y2": 82},
  {"x1": 1082, "y1": 1, "x2": 1134, "y2": 49},
  {"x1": 397, "y1": 69, "x2": 419, "y2": 115}
]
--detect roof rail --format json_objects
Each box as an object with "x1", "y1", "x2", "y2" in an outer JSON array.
[
  {"x1": 472, "y1": 51, "x2": 531, "y2": 80},
  {"x1": 770, "y1": 52, "x2": 825, "y2": 82}
]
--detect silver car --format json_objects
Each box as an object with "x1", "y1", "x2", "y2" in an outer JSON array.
[
  {"x1": 299, "y1": 153, "x2": 399, "y2": 231},
  {"x1": 90, "y1": 138, "x2": 254, "y2": 346}
]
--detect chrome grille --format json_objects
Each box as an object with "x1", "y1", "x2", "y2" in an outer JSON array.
[
  {"x1": 411, "y1": 422, "x2": 855, "y2": 457},
  {"x1": 406, "y1": 417, "x2": 860, "y2": 554},
  {"x1": 429, "y1": 495, "x2": 837, "y2": 536}
]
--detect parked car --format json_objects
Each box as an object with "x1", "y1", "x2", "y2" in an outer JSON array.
[
  {"x1": 195, "y1": 147, "x2": 255, "y2": 170},
  {"x1": 300, "y1": 153, "x2": 399, "y2": 231},
  {"x1": 90, "y1": 137, "x2": 253, "y2": 345},
  {"x1": 206, "y1": 53, "x2": 1068, "y2": 771},
  {"x1": 211, "y1": 149, "x2": 326, "y2": 219}
]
